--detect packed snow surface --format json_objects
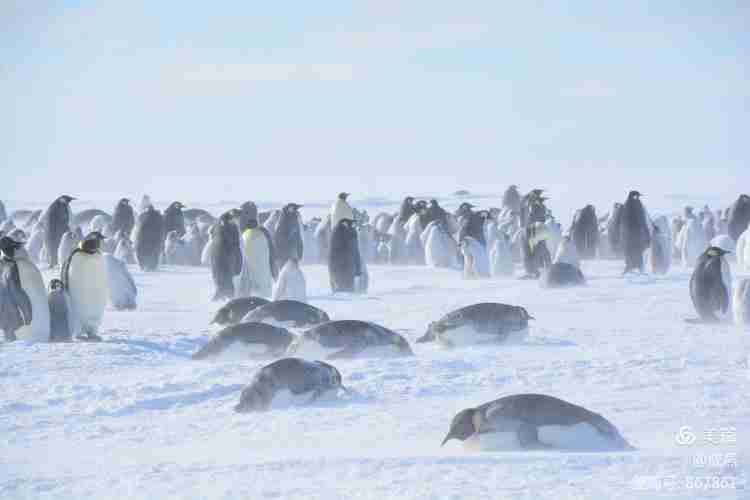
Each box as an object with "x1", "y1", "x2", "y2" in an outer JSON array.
[{"x1": 2, "y1": 196, "x2": 749, "y2": 499}]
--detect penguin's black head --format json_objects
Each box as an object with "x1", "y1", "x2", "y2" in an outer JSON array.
[
  {"x1": 286, "y1": 203, "x2": 303, "y2": 212},
  {"x1": 339, "y1": 218, "x2": 354, "y2": 229},
  {"x1": 170, "y1": 202, "x2": 185, "y2": 210},
  {"x1": 80, "y1": 231, "x2": 105, "y2": 253},
  {"x1": 49, "y1": 279, "x2": 64, "y2": 291},
  {"x1": 705, "y1": 246, "x2": 730, "y2": 258},
  {"x1": 119, "y1": 198, "x2": 130, "y2": 205},
  {"x1": 627, "y1": 191, "x2": 642, "y2": 200},
  {"x1": 429, "y1": 199, "x2": 438, "y2": 207},
  {"x1": 0, "y1": 236, "x2": 23, "y2": 259},
  {"x1": 338, "y1": 192, "x2": 350, "y2": 200},
  {"x1": 509, "y1": 184, "x2": 518, "y2": 190},
  {"x1": 442, "y1": 408, "x2": 478, "y2": 445},
  {"x1": 59, "y1": 195, "x2": 76, "y2": 204},
  {"x1": 415, "y1": 200, "x2": 427, "y2": 210}
]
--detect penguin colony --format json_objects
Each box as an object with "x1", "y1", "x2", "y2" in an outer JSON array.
[{"x1": 1, "y1": 189, "x2": 748, "y2": 452}]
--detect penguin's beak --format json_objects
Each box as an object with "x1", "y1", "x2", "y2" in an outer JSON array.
[
  {"x1": 527, "y1": 315, "x2": 536, "y2": 320},
  {"x1": 441, "y1": 433, "x2": 452, "y2": 446}
]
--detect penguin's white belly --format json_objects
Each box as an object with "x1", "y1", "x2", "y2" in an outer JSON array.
[
  {"x1": 537, "y1": 422, "x2": 614, "y2": 450},
  {"x1": 68, "y1": 253, "x2": 107, "y2": 332},
  {"x1": 289, "y1": 340, "x2": 340, "y2": 360},
  {"x1": 474, "y1": 432, "x2": 523, "y2": 451},
  {"x1": 440, "y1": 325, "x2": 527, "y2": 347},
  {"x1": 221, "y1": 342, "x2": 272, "y2": 360},
  {"x1": 15, "y1": 260, "x2": 50, "y2": 342}
]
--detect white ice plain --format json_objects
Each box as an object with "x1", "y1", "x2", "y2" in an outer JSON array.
[{"x1": 2, "y1": 200, "x2": 749, "y2": 499}]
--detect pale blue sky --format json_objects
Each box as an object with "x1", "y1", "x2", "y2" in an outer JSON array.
[{"x1": 2, "y1": 2, "x2": 747, "y2": 203}]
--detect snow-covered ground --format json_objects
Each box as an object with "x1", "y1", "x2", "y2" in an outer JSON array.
[{"x1": 2, "y1": 195, "x2": 748, "y2": 499}]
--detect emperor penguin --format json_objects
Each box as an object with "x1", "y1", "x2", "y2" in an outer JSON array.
[
  {"x1": 0, "y1": 237, "x2": 33, "y2": 341},
  {"x1": 273, "y1": 203, "x2": 304, "y2": 269},
  {"x1": 727, "y1": 194, "x2": 750, "y2": 241},
  {"x1": 330, "y1": 192, "x2": 354, "y2": 231},
  {"x1": 614, "y1": 191, "x2": 651, "y2": 274},
  {"x1": 460, "y1": 236, "x2": 489, "y2": 279},
  {"x1": 103, "y1": 253, "x2": 137, "y2": 310},
  {"x1": 647, "y1": 215, "x2": 672, "y2": 275},
  {"x1": 238, "y1": 218, "x2": 276, "y2": 299},
  {"x1": 570, "y1": 205, "x2": 599, "y2": 260},
  {"x1": 688, "y1": 246, "x2": 732, "y2": 323},
  {"x1": 679, "y1": 217, "x2": 708, "y2": 268},
  {"x1": 489, "y1": 232, "x2": 514, "y2": 277},
  {"x1": 134, "y1": 206, "x2": 164, "y2": 272},
  {"x1": 553, "y1": 235, "x2": 579, "y2": 268},
  {"x1": 163, "y1": 201, "x2": 187, "y2": 236},
  {"x1": 502, "y1": 185, "x2": 521, "y2": 214},
  {"x1": 441, "y1": 394, "x2": 632, "y2": 451},
  {"x1": 63, "y1": 231, "x2": 108, "y2": 340},
  {"x1": 211, "y1": 212, "x2": 244, "y2": 301},
  {"x1": 44, "y1": 195, "x2": 75, "y2": 268},
  {"x1": 328, "y1": 218, "x2": 362, "y2": 293},
  {"x1": 733, "y1": 279, "x2": 750, "y2": 326},
  {"x1": 138, "y1": 194, "x2": 153, "y2": 213},
  {"x1": 737, "y1": 228, "x2": 750, "y2": 272},
  {"x1": 272, "y1": 258, "x2": 307, "y2": 303},
  {"x1": 47, "y1": 279, "x2": 75, "y2": 342},
  {"x1": 6, "y1": 238, "x2": 50, "y2": 342},
  {"x1": 111, "y1": 198, "x2": 135, "y2": 236}
]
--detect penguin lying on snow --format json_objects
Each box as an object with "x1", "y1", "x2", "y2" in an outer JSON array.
[
  {"x1": 235, "y1": 358, "x2": 349, "y2": 413},
  {"x1": 210, "y1": 296, "x2": 270, "y2": 325},
  {"x1": 242, "y1": 300, "x2": 330, "y2": 329},
  {"x1": 288, "y1": 320, "x2": 414, "y2": 359},
  {"x1": 192, "y1": 322, "x2": 294, "y2": 360},
  {"x1": 418, "y1": 303, "x2": 532, "y2": 347},
  {"x1": 0, "y1": 237, "x2": 33, "y2": 341},
  {"x1": 442, "y1": 394, "x2": 633, "y2": 451},
  {"x1": 687, "y1": 246, "x2": 732, "y2": 324},
  {"x1": 540, "y1": 262, "x2": 585, "y2": 288}
]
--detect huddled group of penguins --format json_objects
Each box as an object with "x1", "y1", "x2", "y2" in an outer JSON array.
[{"x1": 1, "y1": 189, "x2": 749, "y2": 451}]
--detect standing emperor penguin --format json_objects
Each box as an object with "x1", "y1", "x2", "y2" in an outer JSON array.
[
  {"x1": 211, "y1": 212, "x2": 243, "y2": 301},
  {"x1": 606, "y1": 202, "x2": 624, "y2": 258},
  {"x1": 103, "y1": 254, "x2": 137, "y2": 310},
  {"x1": 272, "y1": 258, "x2": 307, "y2": 302},
  {"x1": 570, "y1": 205, "x2": 599, "y2": 260},
  {"x1": 7, "y1": 238, "x2": 50, "y2": 342},
  {"x1": 273, "y1": 203, "x2": 304, "y2": 269},
  {"x1": 44, "y1": 195, "x2": 75, "y2": 268},
  {"x1": 47, "y1": 279, "x2": 76, "y2": 342},
  {"x1": 616, "y1": 191, "x2": 651, "y2": 274},
  {"x1": 330, "y1": 193, "x2": 354, "y2": 231},
  {"x1": 727, "y1": 194, "x2": 750, "y2": 241},
  {"x1": 111, "y1": 198, "x2": 135, "y2": 236},
  {"x1": 238, "y1": 218, "x2": 277, "y2": 298},
  {"x1": 0, "y1": 237, "x2": 33, "y2": 341},
  {"x1": 520, "y1": 222, "x2": 552, "y2": 279},
  {"x1": 688, "y1": 247, "x2": 732, "y2": 323},
  {"x1": 163, "y1": 201, "x2": 186, "y2": 237},
  {"x1": 648, "y1": 217, "x2": 672, "y2": 275},
  {"x1": 63, "y1": 232, "x2": 108, "y2": 340},
  {"x1": 678, "y1": 217, "x2": 708, "y2": 268},
  {"x1": 328, "y1": 219, "x2": 362, "y2": 293},
  {"x1": 134, "y1": 206, "x2": 164, "y2": 271},
  {"x1": 502, "y1": 185, "x2": 522, "y2": 214}
]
